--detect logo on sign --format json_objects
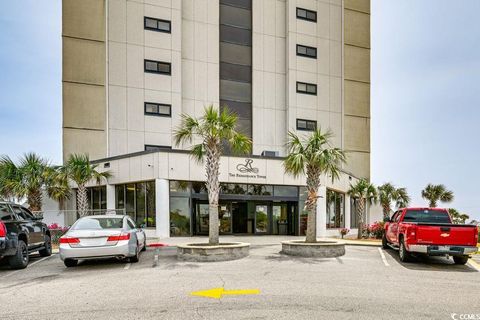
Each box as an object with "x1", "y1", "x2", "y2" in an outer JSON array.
[{"x1": 236, "y1": 159, "x2": 259, "y2": 174}]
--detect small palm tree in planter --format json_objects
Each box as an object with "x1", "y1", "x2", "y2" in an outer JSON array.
[
  {"x1": 174, "y1": 105, "x2": 251, "y2": 247},
  {"x1": 421, "y1": 184, "x2": 454, "y2": 208},
  {"x1": 377, "y1": 182, "x2": 410, "y2": 221},
  {"x1": 281, "y1": 129, "x2": 347, "y2": 257},
  {"x1": 348, "y1": 179, "x2": 378, "y2": 239},
  {"x1": 59, "y1": 154, "x2": 111, "y2": 217}
]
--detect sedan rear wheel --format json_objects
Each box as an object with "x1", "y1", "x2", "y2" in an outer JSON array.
[
  {"x1": 130, "y1": 243, "x2": 140, "y2": 263},
  {"x1": 64, "y1": 259, "x2": 78, "y2": 268}
]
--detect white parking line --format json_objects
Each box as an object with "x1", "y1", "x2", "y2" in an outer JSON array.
[
  {"x1": 378, "y1": 248, "x2": 390, "y2": 267},
  {"x1": 468, "y1": 259, "x2": 480, "y2": 272},
  {"x1": 124, "y1": 263, "x2": 131, "y2": 270}
]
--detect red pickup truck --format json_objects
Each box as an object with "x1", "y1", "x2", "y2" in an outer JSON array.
[{"x1": 383, "y1": 208, "x2": 478, "y2": 264}]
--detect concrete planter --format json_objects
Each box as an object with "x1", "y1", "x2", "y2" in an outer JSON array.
[
  {"x1": 177, "y1": 242, "x2": 250, "y2": 262},
  {"x1": 281, "y1": 240, "x2": 345, "y2": 258}
]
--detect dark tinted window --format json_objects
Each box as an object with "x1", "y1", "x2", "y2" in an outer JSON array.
[
  {"x1": 220, "y1": 43, "x2": 251, "y2": 65},
  {"x1": 220, "y1": 100, "x2": 252, "y2": 119},
  {"x1": 144, "y1": 102, "x2": 171, "y2": 116},
  {"x1": 220, "y1": 0, "x2": 252, "y2": 9},
  {"x1": 296, "y1": 7, "x2": 317, "y2": 22},
  {"x1": 220, "y1": 25, "x2": 252, "y2": 46},
  {"x1": 144, "y1": 59, "x2": 171, "y2": 75},
  {"x1": 144, "y1": 17, "x2": 171, "y2": 33},
  {"x1": 297, "y1": 119, "x2": 317, "y2": 131},
  {"x1": 274, "y1": 186, "x2": 298, "y2": 197},
  {"x1": 220, "y1": 80, "x2": 252, "y2": 102},
  {"x1": 220, "y1": 62, "x2": 252, "y2": 82},
  {"x1": 73, "y1": 217, "x2": 124, "y2": 230},
  {"x1": 296, "y1": 82, "x2": 317, "y2": 95},
  {"x1": 145, "y1": 145, "x2": 172, "y2": 151},
  {"x1": 0, "y1": 204, "x2": 14, "y2": 221},
  {"x1": 297, "y1": 44, "x2": 317, "y2": 58},
  {"x1": 12, "y1": 206, "x2": 32, "y2": 220},
  {"x1": 403, "y1": 210, "x2": 451, "y2": 223},
  {"x1": 220, "y1": 5, "x2": 251, "y2": 29}
]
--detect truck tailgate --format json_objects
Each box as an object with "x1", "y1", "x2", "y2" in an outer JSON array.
[{"x1": 416, "y1": 224, "x2": 477, "y2": 246}]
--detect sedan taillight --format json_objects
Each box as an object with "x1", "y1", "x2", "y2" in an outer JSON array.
[
  {"x1": 107, "y1": 233, "x2": 130, "y2": 242},
  {"x1": 59, "y1": 237, "x2": 80, "y2": 244},
  {"x1": 0, "y1": 221, "x2": 6, "y2": 237}
]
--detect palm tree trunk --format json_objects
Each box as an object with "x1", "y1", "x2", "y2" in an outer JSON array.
[
  {"x1": 28, "y1": 190, "x2": 43, "y2": 212},
  {"x1": 382, "y1": 204, "x2": 390, "y2": 221},
  {"x1": 205, "y1": 143, "x2": 221, "y2": 245},
  {"x1": 357, "y1": 199, "x2": 365, "y2": 239},
  {"x1": 305, "y1": 168, "x2": 320, "y2": 243},
  {"x1": 77, "y1": 184, "x2": 89, "y2": 217},
  {"x1": 305, "y1": 203, "x2": 317, "y2": 243}
]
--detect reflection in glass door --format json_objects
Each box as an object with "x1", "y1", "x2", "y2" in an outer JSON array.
[
  {"x1": 196, "y1": 203, "x2": 209, "y2": 235},
  {"x1": 272, "y1": 204, "x2": 288, "y2": 235},
  {"x1": 255, "y1": 205, "x2": 269, "y2": 233},
  {"x1": 219, "y1": 204, "x2": 232, "y2": 234}
]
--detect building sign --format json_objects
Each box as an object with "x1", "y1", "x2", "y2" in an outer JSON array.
[{"x1": 229, "y1": 159, "x2": 266, "y2": 179}]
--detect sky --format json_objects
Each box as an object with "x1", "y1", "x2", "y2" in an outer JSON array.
[{"x1": 0, "y1": 1, "x2": 479, "y2": 220}]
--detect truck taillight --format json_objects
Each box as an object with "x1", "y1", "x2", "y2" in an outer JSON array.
[
  {"x1": 0, "y1": 221, "x2": 6, "y2": 238},
  {"x1": 408, "y1": 225, "x2": 417, "y2": 239},
  {"x1": 107, "y1": 233, "x2": 130, "y2": 242},
  {"x1": 59, "y1": 237, "x2": 80, "y2": 244},
  {"x1": 475, "y1": 227, "x2": 479, "y2": 241}
]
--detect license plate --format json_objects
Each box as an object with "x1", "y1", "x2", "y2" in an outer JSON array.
[
  {"x1": 80, "y1": 238, "x2": 107, "y2": 247},
  {"x1": 437, "y1": 246, "x2": 450, "y2": 251}
]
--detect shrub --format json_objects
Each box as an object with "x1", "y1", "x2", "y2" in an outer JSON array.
[
  {"x1": 368, "y1": 221, "x2": 385, "y2": 239},
  {"x1": 47, "y1": 223, "x2": 70, "y2": 245}
]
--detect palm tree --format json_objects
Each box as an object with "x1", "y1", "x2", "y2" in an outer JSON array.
[
  {"x1": 174, "y1": 105, "x2": 251, "y2": 245},
  {"x1": 377, "y1": 183, "x2": 410, "y2": 220},
  {"x1": 448, "y1": 208, "x2": 469, "y2": 224},
  {"x1": 421, "y1": 184, "x2": 454, "y2": 207},
  {"x1": 348, "y1": 179, "x2": 377, "y2": 239},
  {"x1": 0, "y1": 153, "x2": 69, "y2": 211},
  {"x1": 284, "y1": 129, "x2": 346, "y2": 243},
  {"x1": 60, "y1": 154, "x2": 111, "y2": 217}
]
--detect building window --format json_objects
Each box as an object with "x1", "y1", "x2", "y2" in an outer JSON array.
[
  {"x1": 220, "y1": 0, "x2": 252, "y2": 9},
  {"x1": 145, "y1": 145, "x2": 172, "y2": 151},
  {"x1": 144, "y1": 17, "x2": 171, "y2": 33},
  {"x1": 350, "y1": 197, "x2": 363, "y2": 229},
  {"x1": 144, "y1": 59, "x2": 171, "y2": 75},
  {"x1": 115, "y1": 181, "x2": 156, "y2": 227},
  {"x1": 82, "y1": 186, "x2": 107, "y2": 213},
  {"x1": 296, "y1": 82, "x2": 317, "y2": 95},
  {"x1": 296, "y1": 119, "x2": 317, "y2": 131},
  {"x1": 144, "y1": 102, "x2": 171, "y2": 117},
  {"x1": 296, "y1": 7, "x2": 317, "y2": 22},
  {"x1": 326, "y1": 189, "x2": 345, "y2": 229},
  {"x1": 296, "y1": 44, "x2": 317, "y2": 59}
]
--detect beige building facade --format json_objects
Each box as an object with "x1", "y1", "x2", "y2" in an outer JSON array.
[{"x1": 62, "y1": 0, "x2": 373, "y2": 238}]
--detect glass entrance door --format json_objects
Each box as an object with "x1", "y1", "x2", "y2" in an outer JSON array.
[
  {"x1": 272, "y1": 204, "x2": 288, "y2": 235},
  {"x1": 255, "y1": 204, "x2": 269, "y2": 234},
  {"x1": 195, "y1": 202, "x2": 232, "y2": 235}
]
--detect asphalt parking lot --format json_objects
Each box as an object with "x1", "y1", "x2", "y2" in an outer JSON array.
[{"x1": 0, "y1": 243, "x2": 479, "y2": 320}]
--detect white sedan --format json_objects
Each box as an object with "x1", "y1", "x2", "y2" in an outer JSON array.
[{"x1": 59, "y1": 215, "x2": 146, "y2": 267}]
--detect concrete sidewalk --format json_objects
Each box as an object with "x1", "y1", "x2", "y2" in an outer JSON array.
[{"x1": 147, "y1": 235, "x2": 382, "y2": 247}]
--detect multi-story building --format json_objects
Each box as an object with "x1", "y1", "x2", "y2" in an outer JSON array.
[{"x1": 62, "y1": 0, "x2": 375, "y2": 238}]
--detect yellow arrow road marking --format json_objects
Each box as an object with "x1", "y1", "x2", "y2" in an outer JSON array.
[{"x1": 190, "y1": 287, "x2": 260, "y2": 299}]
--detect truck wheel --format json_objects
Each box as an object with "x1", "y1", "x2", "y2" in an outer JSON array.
[
  {"x1": 399, "y1": 238, "x2": 412, "y2": 263},
  {"x1": 39, "y1": 235, "x2": 52, "y2": 257},
  {"x1": 453, "y1": 256, "x2": 469, "y2": 265},
  {"x1": 382, "y1": 234, "x2": 390, "y2": 249},
  {"x1": 64, "y1": 259, "x2": 78, "y2": 268},
  {"x1": 8, "y1": 240, "x2": 29, "y2": 269}
]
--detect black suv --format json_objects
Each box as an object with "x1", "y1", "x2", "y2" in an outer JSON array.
[{"x1": 0, "y1": 202, "x2": 52, "y2": 269}]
